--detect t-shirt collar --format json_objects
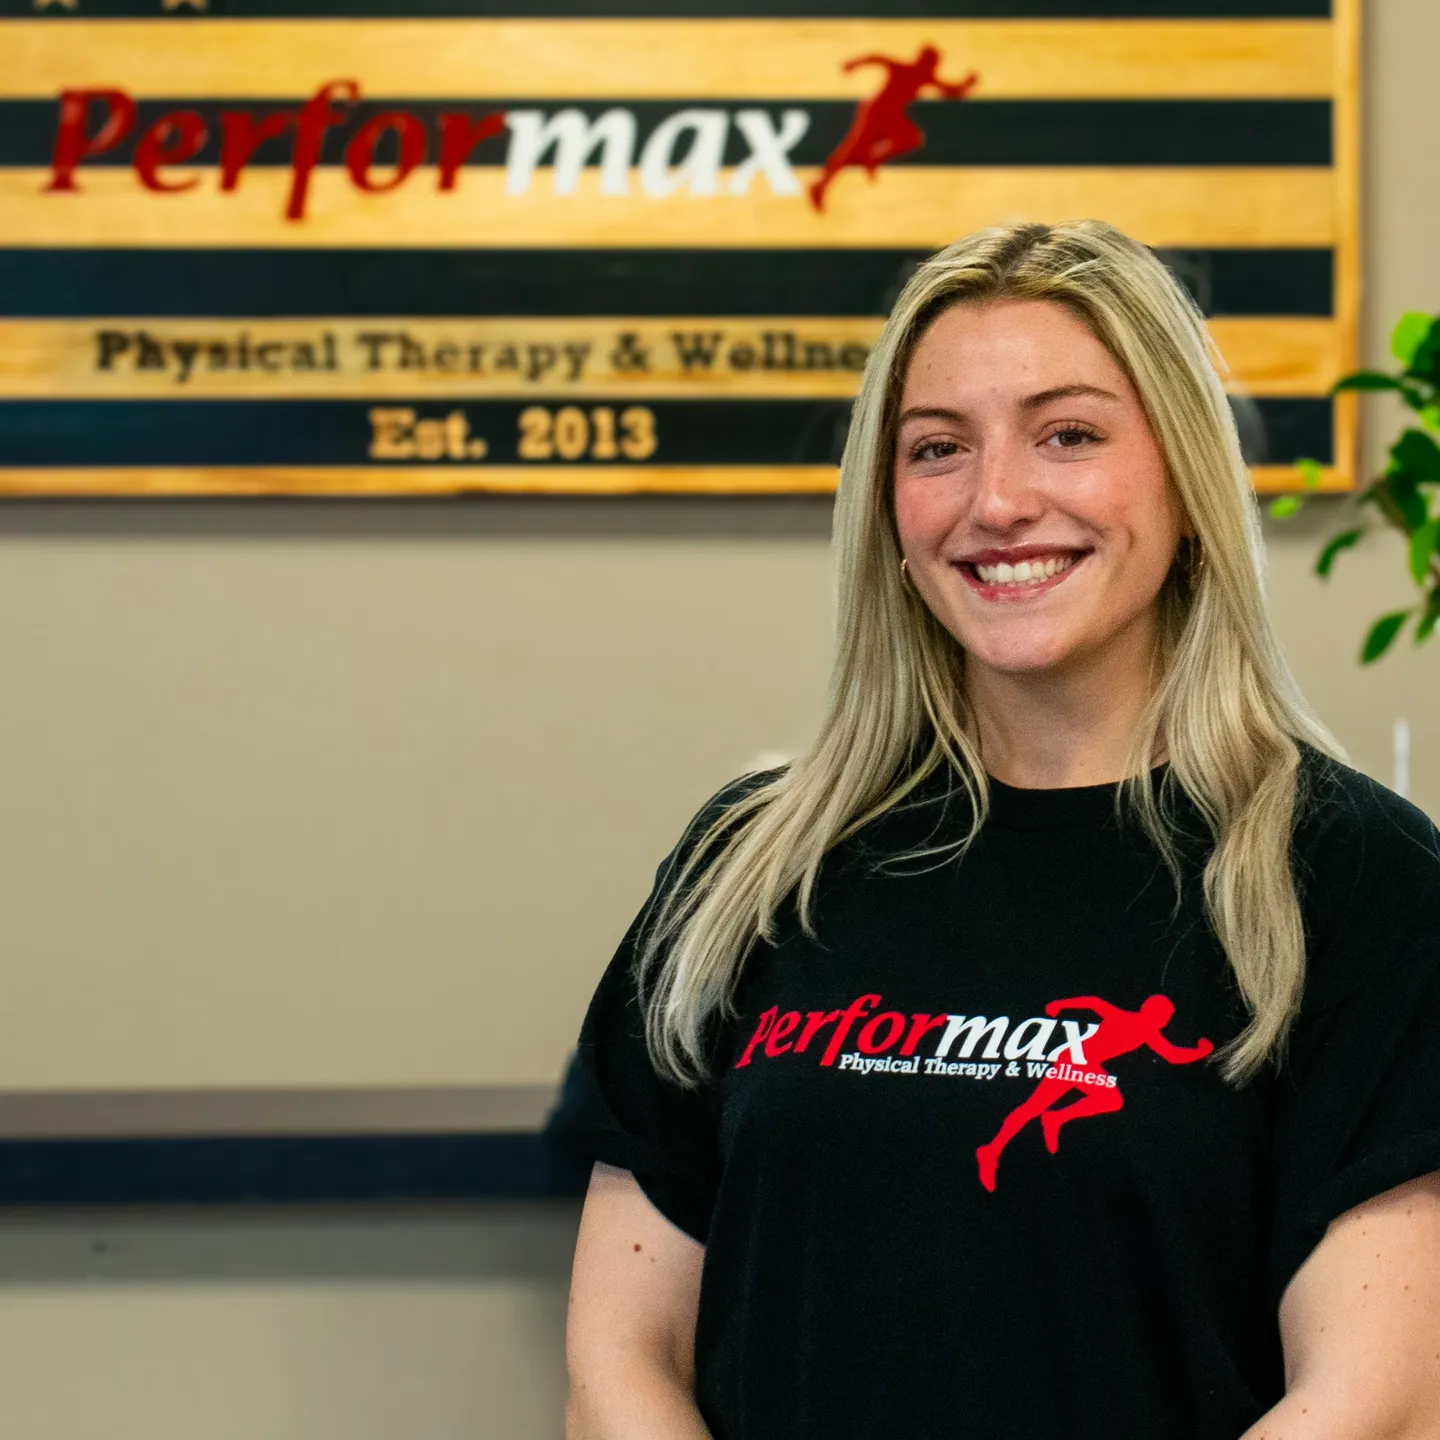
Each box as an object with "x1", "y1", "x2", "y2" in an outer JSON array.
[{"x1": 983, "y1": 767, "x2": 1167, "y2": 831}]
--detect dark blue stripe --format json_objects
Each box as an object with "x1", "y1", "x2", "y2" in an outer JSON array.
[
  {"x1": 0, "y1": 99, "x2": 1332, "y2": 169},
  {"x1": 0, "y1": 1133, "x2": 590, "y2": 1206},
  {"x1": 0, "y1": 398, "x2": 859, "y2": 467},
  {"x1": 0, "y1": 249, "x2": 1335, "y2": 319},
  {"x1": 1156, "y1": 249, "x2": 1334, "y2": 319},
  {"x1": 1230, "y1": 395, "x2": 1334, "y2": 467},
  {"x1": 0, "y1": 396, "x2": 1335, "y2": 467}
]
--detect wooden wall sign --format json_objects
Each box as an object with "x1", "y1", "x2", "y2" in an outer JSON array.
[{"x1": 0, "y1": 0, "x2": 1358, "y2": 497}]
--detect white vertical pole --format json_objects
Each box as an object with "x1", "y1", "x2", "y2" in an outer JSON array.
[{"x1": 1393, "y1": 717, "x2": 1411, "y2": 799}]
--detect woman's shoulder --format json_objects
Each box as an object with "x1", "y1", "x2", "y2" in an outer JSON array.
[
  {"x1": 1295, "y1": 746, "x2": 1440, "y2": 876},
  {"x1": 674, "y1": 764, "x2": 787, "y2": 846},
  {"x1": 643, "y1": 765, "x2": 790, "y2": 895},
  {"x1": 1293, "y1": 746, "x2": 1440, "y2": 1002}
]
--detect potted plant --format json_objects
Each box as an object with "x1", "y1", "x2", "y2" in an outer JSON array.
[{"x1": 1276, "y1": 311, "x2": 1440, "y2": 662}]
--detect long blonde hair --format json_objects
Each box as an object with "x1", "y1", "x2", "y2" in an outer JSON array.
[{"x1": 641, "y1": 220, "x2": 1342, "y2": 1086}]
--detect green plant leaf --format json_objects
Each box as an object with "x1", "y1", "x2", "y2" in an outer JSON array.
[
  {"x1": 1362, "y1": 609, "x2": 1412, "y2": 663},
  {"x1": 1376, "y1": 472, "x2": 1429, "y2": 530},
  {"x1": 1410, "y1": 325, "x2": 1440, "y2": 385},
  {"x1": 1410, "y1": 518, "x2": 1440, "y2": 584},
  {"x1": 1398, "y1": 381, "x2": 1434, "y2": 413},
  {"x1": 1392, "y1": 312, "x2": 1434, "y2": 366},
  {"x1": 1269, "y1": 495, "x2": 1303, "y2": 519},
  {"x1": 1294, "y1": 457, "x2": 1324, "y2": 490},
  {"x1": 1333, "y1": 371, "x2": 1403, "y2": 393},
  {"x1": 1422, "y1": 405, "x2": 1440, "y2": 431},
  {"x1": 1416, "y1": 591, "x2": 1440, "y2": 644},
  {"x1": 1392, "y1": 429, "x2": 1440, "y2": 485},
  {"x1": 1315, "y1": 527, "x2": 1363, "y2": 576}
]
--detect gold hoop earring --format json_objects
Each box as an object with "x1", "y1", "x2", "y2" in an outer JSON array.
[{"x1": 900, "y1": 557, "x2": 912, "y2": 588}]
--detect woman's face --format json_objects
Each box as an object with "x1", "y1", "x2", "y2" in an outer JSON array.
[{"x1": 892, "y1": 298, "x2": 1186, "y2": 682}]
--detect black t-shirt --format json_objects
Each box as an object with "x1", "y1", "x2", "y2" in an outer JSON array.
[{"x1": 558, "y1": 752, "x2": 1440, "y2": 1440}]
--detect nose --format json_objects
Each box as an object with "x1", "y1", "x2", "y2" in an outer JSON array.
[{"x1": 968, "y1": 439, "x2": 1044, "y2": 533}]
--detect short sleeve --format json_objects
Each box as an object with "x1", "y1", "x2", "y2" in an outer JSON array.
[
  {"x1": 1267, "y1": 937, "x2": 1440, "y2": 1307},
  {"x1": 557, "y1": 900, "x2": 722, "y2": 1242},
  {"x1": 548, "y1": 775, "x2": 775, "y2": 1243}
]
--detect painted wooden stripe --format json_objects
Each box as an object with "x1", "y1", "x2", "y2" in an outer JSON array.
[
  {"x1": 1206, "y1": 317, "x2": 1342, "y2": 395},
  {"x1": 0, "y1": 19, "x2": 1336, "y2": 101},
  {"x1": 0, "y1": 167, "x2": 1338, "y2": 248},
  {"x1": 0, "y1": 247, "x2": 1340, "y2": 320},
  {"x1": 0, "y1": 465, "x2": 843, "y2": 495},
  {"x1": 1248, "y1": 463, "x2": 1344, "y2": 493},
  {"x1": 0, "y1": 394, "x2": 1336, "y2": 472},
  {"x1": 1329, "y1": 0, "x2": 1359, "y2": 481},
  {"x1": 0, "y1": 317, "x2": 1346, "y2": 399},
  {"x1": 0, "y1": 1, "x2": 1338, "y2": 18},
  {"x1": 0, "y1": 98, "x2": 1335, "y2": 170},
  {"x1": 0, "y1": 463, "x2": 1340, "y2": 496}
]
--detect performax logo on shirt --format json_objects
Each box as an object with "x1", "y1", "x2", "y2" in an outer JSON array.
[
  {"x1": 735, "y1": 993, "x2": 1213, "y2": 1192},
  {"x1": 736, "y1": 994, "x2": 1107, "y2": 1081}
]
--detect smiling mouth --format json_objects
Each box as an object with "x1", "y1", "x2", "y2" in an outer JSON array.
[{"x1": 955, "y1": 549, "x2": 1090, "y2": 598}]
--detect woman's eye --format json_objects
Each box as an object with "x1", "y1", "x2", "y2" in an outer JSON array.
[
  {"x1": 1046, "y1": 426, "x2": 1101, "y2": 450},
  {"x1": 909, "y1": 439, "x2": 959, "y2": 463}
]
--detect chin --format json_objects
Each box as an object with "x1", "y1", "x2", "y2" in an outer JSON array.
[
  {"x1": 955, "y1": 624, "x2": 1081, "y2": 677},
  {"x1": 967, "y1": 647, "x2": 1076, "y2": 678}
]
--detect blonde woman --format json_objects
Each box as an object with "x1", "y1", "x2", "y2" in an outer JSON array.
[{"x1": 559, "y1": 221, "x2": 1440, "y2": 1439}]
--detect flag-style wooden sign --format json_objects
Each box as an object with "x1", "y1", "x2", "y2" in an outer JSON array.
[{"x1": 0, "y1": 0, "x2": 1358, "y2": 497}]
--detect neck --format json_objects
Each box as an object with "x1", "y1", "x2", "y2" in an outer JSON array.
[{"x1": 965, "y1": 619, "x2": 1161, "y2": 790}]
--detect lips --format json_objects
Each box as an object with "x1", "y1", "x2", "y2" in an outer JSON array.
[
  {"x1": 973, "y1": 554, "x2": 1075, "y2": 586},
  {"x1": 951, "y1": 546, "x2": 1090, "y2": 600}
]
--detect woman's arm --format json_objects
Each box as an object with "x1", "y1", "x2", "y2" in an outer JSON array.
[
  {"x1": 566, "y1": 1161, "x2": 712, "y2": 1440},
  {"x1": 1241, "y1": 1172, "x2": 1440, "y2": 1440}
]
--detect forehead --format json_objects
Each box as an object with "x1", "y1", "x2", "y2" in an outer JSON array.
[{"x1": 900, "y1": 299, "x2": 1130, "y2": 403}]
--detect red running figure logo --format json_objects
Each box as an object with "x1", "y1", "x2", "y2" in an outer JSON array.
[
  {"x1": 975, "y1": 995, "x2": 1213, "y2": 1193},
  {"x1": 808, "y1": 46, "x2": 978, "y2": 213}
]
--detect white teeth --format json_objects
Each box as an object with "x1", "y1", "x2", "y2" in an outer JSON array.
[{"x1": 973, "y1": 555, "x2": 1077, "y2": 587}]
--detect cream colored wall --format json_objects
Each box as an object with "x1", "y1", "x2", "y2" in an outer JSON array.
[
  {"x1": 0, "y1": 1207, "x2": 578, "y2": 1440},
  {"x1": 0, "y1": 502, "x2": 832, "y2": 1090},
  {"x1": 0, "y1": 2, "x2": 1436, "y2": 1437}
]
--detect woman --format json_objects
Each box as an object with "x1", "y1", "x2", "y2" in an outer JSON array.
[{"x1": 559, "y1": 221, "x2": 1440, "y2": 1439}]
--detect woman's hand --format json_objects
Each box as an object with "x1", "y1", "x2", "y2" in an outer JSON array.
[
  {"x1": 1241, "y1": 1171, "x2": 1440, "y2": 1439},
  {"x1": 565, "y1": 1162, "x2": 712, "y2": 1440}
]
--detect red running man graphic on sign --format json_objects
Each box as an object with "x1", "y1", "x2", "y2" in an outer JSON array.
[
  {"x1": 975, "y1": 995, "x2": 1213, "y2": 1193},
  {"x1": 808, "y1": 46, "x2": 978, "y2": 213}
]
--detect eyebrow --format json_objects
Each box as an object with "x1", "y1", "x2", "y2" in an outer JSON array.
[
  {"x1": 897, "y1": 383, "x2": 1122, "y2": 427},
  {"x1": 1019, "y1": 383, "x2": 1122, "y2": 411}
]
